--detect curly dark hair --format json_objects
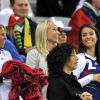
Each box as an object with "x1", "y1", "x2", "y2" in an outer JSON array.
[
  {"x1": 47, "y1": 43, "x2": 76, "y2": 76},
  {"x1": 78, "y1": 24, "x2": 100, "y2": 64}
]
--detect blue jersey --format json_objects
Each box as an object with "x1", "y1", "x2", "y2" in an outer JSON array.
[{"x1": 79, "y1": 55, "x2": 100, "y2": 100}]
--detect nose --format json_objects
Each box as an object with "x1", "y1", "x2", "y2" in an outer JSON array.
[{"x1": 86, "y1": 34, "x2": 91, "y2": 39}]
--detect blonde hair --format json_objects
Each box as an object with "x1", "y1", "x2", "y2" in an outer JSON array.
[
  {"x1": 0, "y1": 25, "x2": 6, "y2": 34},
  {"x1": 35, "y1": 19, "x2": 54, "y2": 55}
]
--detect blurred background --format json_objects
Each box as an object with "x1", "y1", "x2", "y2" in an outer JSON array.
[{"x1": 0, "y1": 0, "x2": 79, "y2": 25}]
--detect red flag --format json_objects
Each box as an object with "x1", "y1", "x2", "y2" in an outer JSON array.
[{"x1": 67, "y1": 9, "x2": 93, "y2": 48}]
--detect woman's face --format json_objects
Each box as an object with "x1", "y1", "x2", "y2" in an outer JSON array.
[
  {"x1": 81, "y1": 27, "x2": 97, "y2": 48},
  {"x1": 0, "y1": 27, "x2": 6, "y2": 48},
  {"x1": 93, "y1": 0, "x2": 100, "y2": 10},
  {"x1": 65, "y1": 50, "x2": 78, "y2": 71},
  {"x1": 47, "y1": 22, "x2": 60, "y2": 44},
  {"x1": 58, "y1": 32, "x2": 67, "y2": 44}
]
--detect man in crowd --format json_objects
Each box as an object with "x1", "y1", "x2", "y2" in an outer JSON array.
[{"x1": 10, "y1": 0, "x2": 37, "y2": 55}]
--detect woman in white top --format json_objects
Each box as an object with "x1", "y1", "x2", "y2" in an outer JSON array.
[
  {"x1": 26, "y1": 19, "x2": 59, "y2": 100},
  {"x1": 26, "y1": 19, "x2": 60, "y2": 75},
  {"x1": 0, "y1": 25, "x2": 12, "y2": 100},
  {"x1": 73, "y1": 24, "x2": 100, "y2": 100}
]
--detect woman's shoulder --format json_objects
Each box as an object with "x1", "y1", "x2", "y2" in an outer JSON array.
[
  {"x1": 28, "y1": 48, "x2": 40, "y2": 55},
  {"x1": 77, "y1": 53, "x2": 86, "y2": 60}
]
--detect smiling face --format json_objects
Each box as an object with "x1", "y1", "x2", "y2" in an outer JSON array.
[
  {"x1": 11, "y1": 0, "x2": 28, "y2": 17},
  {"x1": 92, "y1": 0, "x2": 100, "y2": 11},
  {"x1": 0, "y1": 25, "x2": 6, "y2": 48},
  {"x1": 81, "y1": 27, "x2": 97, "y2": 48}
]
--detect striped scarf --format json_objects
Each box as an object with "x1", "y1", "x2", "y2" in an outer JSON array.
[{"x1": 14, "y1": 18, "x2": 32, "y2": 54}]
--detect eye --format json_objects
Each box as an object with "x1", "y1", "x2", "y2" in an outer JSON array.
[
  {"x1": 82, "y1": 33, "x2": 87, "y2": 37},
  {"x1": 25, "y1": 4, "x2": 28, "y2": 7},
  {"x1": 89, "y1": 31, "x2": 95, "y2": 35}
]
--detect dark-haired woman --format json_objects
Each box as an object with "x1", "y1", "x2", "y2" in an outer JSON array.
[
  {"x1": 73, "y1": 24, "x2": 100, "y2": 100},
  {"x1": 47, "y1": 43, "x2": 93, "y2": 100}
]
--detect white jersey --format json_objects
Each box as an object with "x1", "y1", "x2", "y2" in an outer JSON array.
[
  {"x1": 73, "y1": 53, "x2": 93, "y2": 87},
  {"x1": 0, "y1": 49, "x2": 12, "y2": 100},
  {"x1": 73, "y1": 53, "x2": 100, "y2": 100}
]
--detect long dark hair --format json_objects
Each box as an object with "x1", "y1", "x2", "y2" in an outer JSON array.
[{"x1": 78, "y1": 24, "x2": 100, "y2": 64}]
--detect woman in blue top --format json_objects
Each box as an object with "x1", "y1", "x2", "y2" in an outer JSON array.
[{"x1": 73, "y1": 24, "x2": 100, "y2": 100}]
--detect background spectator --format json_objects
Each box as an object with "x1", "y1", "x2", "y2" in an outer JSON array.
[
  {"x1": 10, "y1": 0, "x2": 37, "y2": 56},
  {"x1": 67, "y1": 0, "x2": 100, "y2": 48},
  {"x1": 0, "y1": 25, "x2": 12, "y2": 100}
]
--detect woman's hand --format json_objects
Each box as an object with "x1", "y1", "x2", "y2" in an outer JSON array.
[
  {"x1": 93, "y1": 73, "x2": 100, "y2": 83},
  {"x1": 81, "y1": 92, "x2": 93, "y2": 100}
]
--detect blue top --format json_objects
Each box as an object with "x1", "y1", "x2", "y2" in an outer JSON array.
[
  {"x1": 4, "y1": 40, "x2": 25, "y2": 62},
  {"x1": 79, "y1": 55, "x2": 100, "y2": 100}
]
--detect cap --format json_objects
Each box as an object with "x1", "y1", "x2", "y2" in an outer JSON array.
[{"x1": 55, "y1": 21, "x2": 72, "y2": 33}]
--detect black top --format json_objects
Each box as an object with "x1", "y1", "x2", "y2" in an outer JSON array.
[
  {"x1": 36, "y1": 0, "x2": 79, "y2": 17},
  {"x1": 47, "y1": 72, "x2": 83, "y2": 100}
]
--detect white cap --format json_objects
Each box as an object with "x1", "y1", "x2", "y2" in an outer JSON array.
[
  {"x1": 0, "y1": 8, "x2": 14, "y2": 26},
  {"x1": 56, "y1": 21, "x2": 72, "y2": 32},
  {"x1": 51, "y1": 17, "x2": 72, "y2": 33}
]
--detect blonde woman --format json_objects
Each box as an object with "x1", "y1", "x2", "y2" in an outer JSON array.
[
  {"x1": 26, "y1": 19, "x2": 60, "y2": 75},
  {"x1": 0, "y1": 25, "x2": 12, "y2": 100}
]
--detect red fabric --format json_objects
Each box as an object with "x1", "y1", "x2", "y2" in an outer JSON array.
[
  {"x1": 1, "y1": 60, "x2": 48, "y2": 100},
  {"x1": 8, "y1": 14, "x2": 17, "y2": 27},
  {"x1": 16, "y1": 17, "x2": 25, "y2": 23},
  {"x1": 67, "y1": 9, "x2": 93, "y2": 48}
]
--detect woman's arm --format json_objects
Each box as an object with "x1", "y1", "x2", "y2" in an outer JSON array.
[
  {"x1": 26, "y1": 49, "x2": 39, "y2": 68},
  {"x1": 73, "y1": 54, "x2": 93, "y2": 87}
]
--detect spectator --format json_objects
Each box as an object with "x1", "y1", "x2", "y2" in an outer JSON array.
[
  {"x1": 0, "y1": 12, "x2": 25, "y2": 62},
  {"x1": 26, "y1": 19, "x2": 59, "y2": 99},
  {"x1": 67, "y1": 0, "x2": 100, "y2": 48},
  {"x1": 0, "y1": 25, "x2": 12, "y2": 100},
  {"x1": 10, "y1": 0, "x2": 37, "y2": 56},
  {"x1": 26, "y1": 19, "x2": 60, "y2": 76},
  {"x1": 54, "y1": 20, "x2": 72, "y2": 44},
  {"x1": 73, "y1": 24, "x2": 100, "y2": 100},
  {"x1": 47, "y1": 43, "x2": 93, "y2": 100}
]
